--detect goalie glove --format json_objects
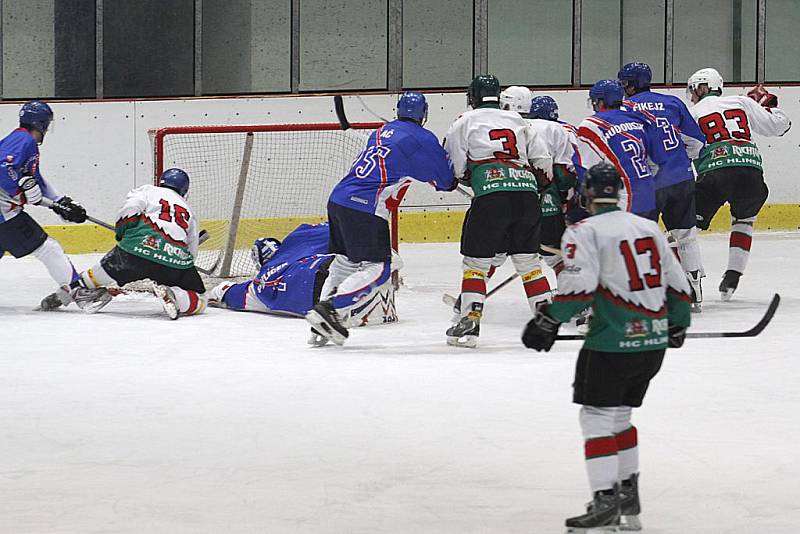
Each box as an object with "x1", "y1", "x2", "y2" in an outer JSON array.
[
  {"x1": 51, "y1": 196, "x2": 87, "y2": 223},
  {"x1": 747, "y1": 84, "x2": 778, "y2": 108},
  {"x1": 19, "y1": 176, "x2": 43, "y2": 205}
]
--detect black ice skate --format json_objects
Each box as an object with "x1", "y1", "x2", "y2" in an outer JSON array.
[
  {"x1": 719, "y1": 269, "x2": 741, "y2": 302},
  {"x1": 617, "y1": 473, "x2": 642, "y2": 531},
  {"x1": 687, "y1": 270, "x2": 703, "y2": 313},
  {"x1": 37, "y1": 285, "x2": 73, "y2": 311},
  {"x1": 565, "y1": 486, "x2": 620, "y2": 533},
  {"x1": 446, "y1": 316, "x2": 480, "y2": 348},
  {"x1": 305, "y1": 300, "x2": 349, "y2": 346}
]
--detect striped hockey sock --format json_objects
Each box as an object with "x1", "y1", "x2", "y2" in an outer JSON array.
[
  {"x1": 728, "y1": 216, "x2": 755, "y2": 275},
  {"x1": 615, "y1": 425, "x2": 639, "y2": 481}
]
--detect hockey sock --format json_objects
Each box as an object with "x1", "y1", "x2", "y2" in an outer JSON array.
[
  {"x1": 615, "y1": 426, "x2": 639, "y2": 482},
  {"x1": 669, "y1": 227, "x2": 704, "y2": 275},
  {"x1": 332, "y1": 261, "x2": 391, "y2": 311},
  {"x1": 171, "y1": 287, "x2": 206, "y2": 316},
  {"x1": 580, "y1": 406, "x2": 620, "y2": 493},
  {"x1": 728, "y1": 216, "x2": 755, "y2": 275},
  {"x1": 460, "y1": 257, "x2": 492, "y2": 321},
  {"x1": 489, "y1": 253, "x2": 507, "y2": 277},
  {"x1": 543, "y1": 254, "x2": 564, "y2": 275},
  {"x1": 510, "y1": 253, "x2": 552, "y2": 311},
  {"x1": 32, "y1": 237, "x2": 80, "y2": 286},
  {"x1": 78, "y1": 262, "x2": 117, "y2": 289},
  {"x1": 319, "y1": 255, "x2": 359, "y2": 302}
]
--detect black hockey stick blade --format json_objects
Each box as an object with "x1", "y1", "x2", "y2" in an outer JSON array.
[
  {"x1": 334, "y1": 95, "x2": 351, "y2": 130},
  {"x1": 554, "y1": 293, "x2": 781, "y2": 341}
]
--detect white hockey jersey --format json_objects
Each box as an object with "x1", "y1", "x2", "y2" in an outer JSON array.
[
  {"x1": 690, "y1": 94, "x2": 791, "y2": 174},
  {"x1": 549, "y1": 207, "x2": 692, "y2": 352},
  {"x1": 115, "y1": 184, "x2": 200, "y2": 269},
  {"x1": 444, "y1": 106, "x2": 552, "y2": 198}
]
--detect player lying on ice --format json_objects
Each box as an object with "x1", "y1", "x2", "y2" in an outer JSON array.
[
  {"x1": 39, "y1": 168, "x2": 206, "y2": 319},
  {"x1": 208, "y1": 222, "x2": 401, "y2": 346}
]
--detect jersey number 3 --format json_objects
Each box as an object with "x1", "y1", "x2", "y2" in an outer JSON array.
[
  {"x1": 619, "y1": 237, "x2": 661, "y2": 291},
  {"x1": 159, "y1": 199, "x2": 190, "y2": 230},
  {"x1": 489, "y1": 129, "x2": 519, "y2": 160}
]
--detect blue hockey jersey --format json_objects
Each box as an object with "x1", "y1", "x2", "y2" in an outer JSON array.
[
  {"x1": 222, "y1": 223, "x2": 332, "y2": 317},
  {"x1": 625, "y1": 91, "x2": 706, "y2": 189},
  {"x1": 574, "y1": 109, "x2": 670, "y2": 215},
  {"x1": 0, "y1": 128, "x2": 61, "y2": 222},
  {"x1": 328, "y1": 119, "x2": 455, "y2": 220}
]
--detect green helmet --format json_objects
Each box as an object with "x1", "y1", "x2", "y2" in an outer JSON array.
[{"x1": 467, "y1": 74, "x2": 501, "y2": 108}]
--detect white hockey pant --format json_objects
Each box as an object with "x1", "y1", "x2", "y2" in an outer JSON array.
[
  {"x1": 669, "y1": 227, "x2": 704, "y2": 275},
  {"x1": 580, "y1": 405, "x2": 638, "y2": 493},
  {"x1": 32, "y1": 237, "x2": 79, "y2": 287}
]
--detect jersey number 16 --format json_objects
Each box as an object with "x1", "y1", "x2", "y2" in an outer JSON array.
[{"x1": 158, "y1": 199, "x2": 191, "y2": 230}]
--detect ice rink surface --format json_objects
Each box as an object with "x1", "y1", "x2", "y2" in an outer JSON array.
[{"x1": 1, "y1": 232, "x2": 799, "y2": 533}]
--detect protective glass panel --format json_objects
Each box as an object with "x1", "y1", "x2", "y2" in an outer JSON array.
[
  {"x1": 488, "y1": 0, "x2": 572, "y2": 86},
  {"x1": 765, "y1": 0, "x2": 800, "y2": 82},
  {"x1": 299, "y1": 0, "x2": 387, "y2": 91},
  {"x1": 202, "y1": 0, "x2": 291, "y2": 94},
  {"x1": 620, "y1": 0, "x2": 665, "y2": 84},
  {"x1": 104, "y1": 0, "x2": 194, "y2": 97},
  {"x1": 673, "y1": 0, "x2": 756, "y2": 83},
  {"x1": 580, "y1": 0, "x2": 621, "y2": 85},
  {"x1": 403, "y1": 0, "x2": 472, "y2": 88}
]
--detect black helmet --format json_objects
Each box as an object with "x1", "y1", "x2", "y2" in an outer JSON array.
[
  {"x1": 467, "y1": 74, "x2": 501, "y2": 108},
  {"x1": 584, "y1": 163, "x2": 622, "y2": 204}
]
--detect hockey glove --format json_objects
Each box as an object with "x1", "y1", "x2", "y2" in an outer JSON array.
[
  {"x1": 667, "y1": 324, "x2": 688, "y2": 349},
  {"x1": 521, "y1": 303, "x2": 561, "y2": 352},
  {"x1": 747, "y1": 84, "x2": 778, "y2": 108},
  {"x1": 52, "y1": 196, "x2": 87, "y2": 223},
  {"x1": 19, "y1": 176, "x2": 43, "y2": 205}
]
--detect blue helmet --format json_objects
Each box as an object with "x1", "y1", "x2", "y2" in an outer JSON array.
[
  {"x1": 618, "y1": 62, "x2": 652, "y2": 91},
  {"x1": 529, "y1": 95, "x2": 559, "y2": 121},
  {"x1": 584, "y1": 163, "x2": 622, "y2": 204},
  {"x1": 589, "y1": 80, "x2": 624, "y2": 109},
  {"x1": 19, "y1": 100, "x2": 54, "y2": 137},
  {"x1": 158, "y1": 168, "x2": 190, "y2": 197},
  {"x1": 397, "y1": 91, "x2": 428, "y2": 125},
  {"x1": 251, "y1": 237, "x2": 281, "y2": 267}
]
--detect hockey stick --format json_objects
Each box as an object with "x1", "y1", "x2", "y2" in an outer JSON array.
[
  {"x1": 554, "y1": 293, "x2": 781, "y2": 341},
  {"x1": 40, "y1": 198, "x2": 217, "y2": 275}
]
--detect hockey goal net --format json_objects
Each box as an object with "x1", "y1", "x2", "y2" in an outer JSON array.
[{"x1": 151, "y1": 122, "x2": 386, "y2": 277}]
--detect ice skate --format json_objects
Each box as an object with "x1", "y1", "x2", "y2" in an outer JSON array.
[
  {"x1": 719, "y1": 269, "x2": 741, "y2": 301},
  {"x1": 617, "y1": 473, "x2": 642, "y2": 531},
  {"x1": 307, "y1": 327, "x2": 330, "y2": 347},
  {"x1": 687, "y1": 270, "x2": 703, "y2": 313},
  {"x1": 565, "y1": 487, "x2": 620, "y2": 533},
  {"x1": 152, "y1": 283, "x2": 179, "y2": 320},
  {"x1": 305, "y1": 300, "x2": 348, "y2": 346},
  {"x1": 37, "y1": 285, "x2": 73, "y2": 311},
  {"x1": 446, "y1": 316, "x2": 480, "y2": 348},
  {"x1": 71, "y1": 287, "x2": 113, "y2": 313}
]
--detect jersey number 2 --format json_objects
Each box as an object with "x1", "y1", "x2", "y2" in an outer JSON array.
[
  {"x1": 158, "y1": 199, "x2": 190, "y2": 230},
  {"x1": 619, "y1": 237, "x2": 661, "y2": 291}
]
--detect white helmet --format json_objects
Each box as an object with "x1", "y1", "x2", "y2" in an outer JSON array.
[
  {"x1": 500, "y1": 86, "x2": 533, "y2": 114},
  {"x1": 687, "y1": 67, "x2": 724, "y2": 94}
]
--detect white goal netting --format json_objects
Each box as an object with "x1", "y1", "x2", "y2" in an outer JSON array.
[{"x1": 151, "y1": 123, "x2": 382, "y2": 277}]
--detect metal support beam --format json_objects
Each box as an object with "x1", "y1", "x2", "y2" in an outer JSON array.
[
  {"x1": 757, "y1": 0, "x2": 766, "y2": 83},
  {"x1": 572, "y1": 0, "x2": 582, "y2": 86},
  {"x1": 664, "y1": 0, "x2": 674, "y2": 85},
  {"x1": 387, "y1": 0, "x2": 402, "y2": 91},
  {"x1": 473, "y1": 0, "x2": 488, "y2": 75},
  {"x1": 95, "y1": 0, "x2": 103, "y2": 98},
  {"x1": 291, "y1": 0, "x2": 300, "y2": 92},
  {"x1": 194, "y1": 0, "x2": 202, "y2": 96}
]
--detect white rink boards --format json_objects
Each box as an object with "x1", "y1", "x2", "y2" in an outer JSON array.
[{"x1": 1, "y1": 232, "x2": 799, "y2": 533}]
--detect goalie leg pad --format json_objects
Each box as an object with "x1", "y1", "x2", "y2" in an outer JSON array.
[
  {"x1": 318, "y1": 254, "x2": 359, "y2": 302},
  {"x1": 331, "y1": 260, "x2": 391, "y2": 311},
  {"x1": 32, "y1": 237, "x2": 80, "y2": 287}
]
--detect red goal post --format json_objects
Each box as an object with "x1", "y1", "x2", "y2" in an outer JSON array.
[{"x1": 150, "y1": 122, "x2": 392, "y2": 277}]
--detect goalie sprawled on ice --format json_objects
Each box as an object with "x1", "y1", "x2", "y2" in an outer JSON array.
[{"x1": 208, "y1": 222, "x2": 400, "y2": 342}]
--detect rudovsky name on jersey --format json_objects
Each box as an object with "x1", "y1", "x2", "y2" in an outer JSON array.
[{"x1": 469, "y1": 162, "x2": 538, "y2": 197}]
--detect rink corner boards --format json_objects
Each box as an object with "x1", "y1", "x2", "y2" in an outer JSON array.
[{"x1": 22, "y1": 202, "x2": 800, "y2": 255}]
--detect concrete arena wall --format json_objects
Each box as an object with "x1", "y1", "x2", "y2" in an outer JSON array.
[{"x1": 0, "y1": 87, "x2": 797, "y2": 252}]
